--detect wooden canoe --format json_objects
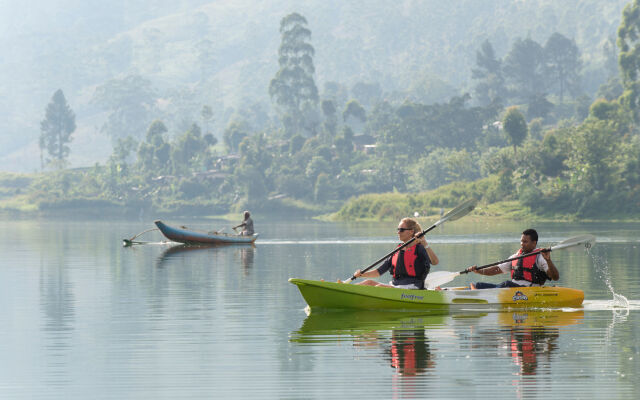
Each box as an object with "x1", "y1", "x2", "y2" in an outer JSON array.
[{"x1": 155, "y1": 220, "x2": 258, "y2": 245}]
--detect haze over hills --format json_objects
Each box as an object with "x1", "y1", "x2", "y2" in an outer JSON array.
[{"x1": 0, "y1": 0, "x2": 630, "y2": 172}]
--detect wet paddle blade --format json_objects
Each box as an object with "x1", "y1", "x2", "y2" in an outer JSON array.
[
  {"x1": 551, "y1": 234, "x2": 596, "y2": 251},
  {"x1": 434, "y1": 198, "x2": 478, "y2": 226},
  {"x1": 425, "y1": 271, "x2": 461, "y2": 289}
]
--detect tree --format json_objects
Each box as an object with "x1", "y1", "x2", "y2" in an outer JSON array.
[
  {"x1": 223, "y1": 120, "x2": 249, "y2": 153},
  {"x1": 503, "y1": 107, "x2": 527, "y2": 154},
  {"x1": 565, "y1": 120, "x2": 617, "y2": 195},
  {"x1": 269, "y1": 12, "x2": 319, "y2": 136},
  {"x1": 92, "y1": 75, "x2": 157, "y2": 143},
  {"x1": 343, "y1": 99, "x2": 367, "y2": 130},
  {"x1": 172, "y1": 123, "x2": 207, "y2": 173},
  {"x1": 544, "y1": 33, "x2": 581, "y2": 102},
  {"x1": 201, "y1": 105, "x2": 214, "y2": 134},
  {"x1": 321, "y1": 99, "x2": 338, "y2": 138},
  {"x1": 503, "y1": 38, "x2": 545, "y2": 103},
  {"x1": 137, "y1": 120, "x2": 170, "y2": 173},
  {"x1": 617, "y1": 0, "x2": 640, "y2": 122},
  {"x1": 472, "y1": 39, "x2": 506, "y2": 106},
  {"x1": 351, "y1": 82, "x2": 382, "y2": 107},
  {"x1": 39, "y1": 89, "x2": 76, "y2": 168},
  {"x1": 235, "y1": 135, "x2": 272, "y2": 204}
]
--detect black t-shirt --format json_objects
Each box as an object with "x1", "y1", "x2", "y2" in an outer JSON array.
[{"x1": 377, "y1": 244, "x2": 431, "y2": 288}]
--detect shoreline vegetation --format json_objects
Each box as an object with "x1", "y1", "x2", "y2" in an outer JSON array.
[
  {"x1": 7, "y1": 8, "x2": 640, "y2": 225},
  {"x1": 5, "y1": 5, "x2": 640, "y2": 225},
  {"x1": 1, "y1": 171, "x2": 637, "y2": 223}
]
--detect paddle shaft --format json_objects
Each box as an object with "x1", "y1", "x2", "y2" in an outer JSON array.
[
  {"x1": 460, "y1": 248, "x2": 551, "y2": 274},
  {"x1": 129, "y1": 227, "x2": 158, "y2": 241},
  {"x1": 123, "y1": 228, "x2": 159, "y2": 246},
  {"x1": 347, "y1": 224, "x2": 437, "y2": 281},
  {"x1": 345, "y1": 198, "x2": 477, "y2": 283}
]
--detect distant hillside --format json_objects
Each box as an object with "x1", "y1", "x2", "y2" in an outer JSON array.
[{"x1": 0, "y1": 0, "x2": 630, "y2": 172}]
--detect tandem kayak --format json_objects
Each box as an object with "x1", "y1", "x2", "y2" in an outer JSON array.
[
  {"x1": 155, "y1": 220, "x2": 258, "y2": 245},
  {"x1": 288, "y1": 278, "x2": 584, "y2": 312}
]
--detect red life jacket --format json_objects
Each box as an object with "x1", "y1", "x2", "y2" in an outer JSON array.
[
  {"x1": 511, "y1": 248, "x2": 548, "y2": 285},
  {"x1": 391, "y1": 245, "x2": 419, "y2": 278},
  {"x1": 511, "y1": 331, "x2": 537, "y2": 375},
  {"x1": 391, "y1": 337, "x2": 417, "y2": 375}
]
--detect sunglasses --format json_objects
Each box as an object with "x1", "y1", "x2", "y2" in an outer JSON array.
[{"x1": 397, "y1": 227, "x2": 412, "y2": 232}]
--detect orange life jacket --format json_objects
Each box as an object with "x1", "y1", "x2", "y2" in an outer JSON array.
[
  {"x1": 511, "y1": 248, "x2": 548, "y2": 285},
  {"x1": 391, "y1": 245, "x2": 419, "y2": 278},
  {"x1": 391, "y1": 337, "x2": 418, "y2": 375}
]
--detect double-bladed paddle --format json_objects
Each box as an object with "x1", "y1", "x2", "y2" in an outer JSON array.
[
  {"x1": 424, "y1": 234, "x2": 596, "y2": 289},
  {"x1": 343, "y1": 198, "x2": 478, "y2": 283}
]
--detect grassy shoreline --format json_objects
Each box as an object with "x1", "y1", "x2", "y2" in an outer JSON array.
[{"x1": 1, "y1": 171, "x2": 637, "y2": 222}]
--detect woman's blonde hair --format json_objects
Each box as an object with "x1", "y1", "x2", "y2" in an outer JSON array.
[{"x1": 400, "y1": 217, "x2": 426, "y2": 246}]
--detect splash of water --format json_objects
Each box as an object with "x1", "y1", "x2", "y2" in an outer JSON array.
[{"x1": 587, "y1": 248, "x2": 629, "y2": 309}]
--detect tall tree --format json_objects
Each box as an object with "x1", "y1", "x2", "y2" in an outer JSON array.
[
  {"x1": 544, "y1": 32, "x2": 581, "y2": 102},
  {"x1": 503, "y1": 38, "x2": 545, "y2": 103},
  {"x1": 343, "y1": 100, "x2": 367, "y2": 124},
  {"x1": 321, "y1": 99, "x2": 338, "y2": 138},
  {"x1": 137, "y1": 120, "x2": 170, "y2": 173},
  {"x1": 472, "y1": 39, "x2": 506, "y2": 106},
  {"x1": 617, "y1": 0, "x2": 640, "y2": 122},
  {"x1": 39, "y1": 89, "x2": 76, "y2": 168},
  {"x1": 201, "y1": 105, "x2": 214, "y2": 135},
  {"x1": 269, "y1": 12, "x2": 319, "y2": 136},
  {"x1": 503, "y1": 106, "x2": 528, "y2": 155},
  {"x1": 92, "y1": 75, "x2": 157, "y2": 143}
]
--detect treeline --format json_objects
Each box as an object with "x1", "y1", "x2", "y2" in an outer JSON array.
[{"x1": 6, "y1": 4, "x2": 640, "y2": 219}]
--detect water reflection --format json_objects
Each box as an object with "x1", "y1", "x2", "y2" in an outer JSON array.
[
  {"x1": 39, "y1": 258, "x2": 75, "y2": 387},
  {"x1": 386, "y1": 328, "x2": 434, "y2": 376},
  {"x1": 156, "y1": 244, "x2": 255, "y2": 272},
  {"x1": 291, "y1": 309, "x2": 583, "y2": 382},
  {"x1": 503, "y1": 312, "x2": 562, "y2": 376},
  {"x1": 238, "y1": 246, "x2": 255, "y2": 271}
]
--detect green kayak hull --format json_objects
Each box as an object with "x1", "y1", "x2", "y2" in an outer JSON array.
[{"x1": 289, "y1": 278, "x2": 584, "y2": 312}]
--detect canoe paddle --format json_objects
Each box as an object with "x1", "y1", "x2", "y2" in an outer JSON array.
[
  {"x1": 343, "y1": 198, "x2": 478, "y2": 283},
  {"x1": 122, "y1": 227, "x2": 159, "y2": 247},
  {"x1": 424, "y1": 234, "x2": 596, "y2": 289}
]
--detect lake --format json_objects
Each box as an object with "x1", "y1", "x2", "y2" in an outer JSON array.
[{"x1": 0, "y1": 217, "x2": 638, "y2": 399}]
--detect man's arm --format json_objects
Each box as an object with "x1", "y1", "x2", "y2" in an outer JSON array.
[
  {"x1": 541, "y1": 251, "x2": 559, "y2": 280},
  {"x1": 466, "y1": 265, "x2": 504, "y2": 276}
]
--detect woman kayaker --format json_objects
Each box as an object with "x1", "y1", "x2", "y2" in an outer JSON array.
[{"x1": 349, "y1": 217, "x2": 438, "y2": 289}]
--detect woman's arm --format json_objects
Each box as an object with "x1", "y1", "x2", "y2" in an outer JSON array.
[
  {"x1": 425, "y1": 245, "x2": 438, "y2": 265},
  {"x1": 354, "y1": 269, "x2": 381, "y2": 279}
]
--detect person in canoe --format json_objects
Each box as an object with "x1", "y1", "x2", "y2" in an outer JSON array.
[
  {"x1": 348, "y1": 217, "x2": 439, "y2": 289},
  {"x1": 233, "y1": 210, "x2": 255, "y2": 236},
  {"x1": 466, "y1": 228, "x2": 559, "y2": 289}
]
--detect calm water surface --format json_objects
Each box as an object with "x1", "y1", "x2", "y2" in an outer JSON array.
[{"x1": 0, "y1": 218, "x2": 638, "y2": 399}]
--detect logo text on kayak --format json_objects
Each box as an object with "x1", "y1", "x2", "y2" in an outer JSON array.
[
  {"x1": 401, "y1": 293, "x2": 424, "y2": 301},
  {"x1": 512, "y1": 291, "x2": 528, "y2": 301}
]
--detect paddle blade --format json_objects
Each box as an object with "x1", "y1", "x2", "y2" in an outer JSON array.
[
  {"x1": 435, "y1": 198, "x2": 478, "y2": 226},
  {"x1": 550, "y1": 234, "x2": 596, "y2": 251},
  {"x1": 425, "y1": 271, "x2": 461, "y2": 289}
]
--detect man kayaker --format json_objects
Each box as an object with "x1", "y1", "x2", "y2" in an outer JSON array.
[
  {"x1": 233, "y1": 210, "x2": 254, "y2": 236},
  {"x1": 466, "y1": 228, "x2": 559, "y2": 289},
  {"x1": 348, "y1": 217, "x2": 439, "y2": 289}
]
